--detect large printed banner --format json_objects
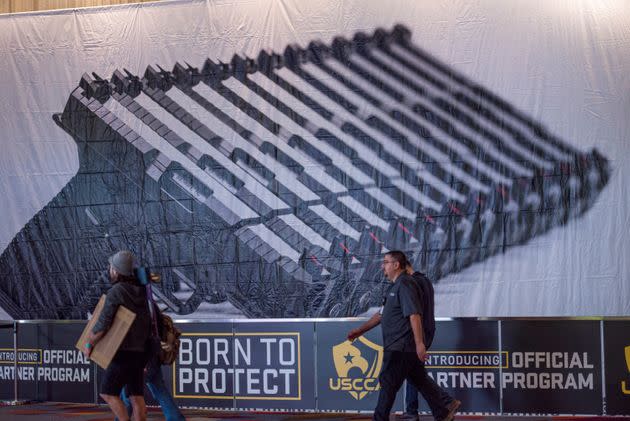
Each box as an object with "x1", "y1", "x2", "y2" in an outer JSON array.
[
  {"x1": 422, "y1": 320, "x2": 501, "y2": 414},
  {"x1": 0, "y1": 0, "x2": 629, "y2": 322},
  {"x1": 0, "y1": 323, "x2": 94, "y2": 403},
  {"x1": 172, "y1": 321, "x2": 315, "y2": 410},
  {"x1": 1, "y1": 319, "x2": 628, "y2": 415},
  {"x1": 501, "y1": 321, "x2": 602, "y2": 414},
  {"x1": 315, "y1": 321, "x2": 404, "y2": 412}
]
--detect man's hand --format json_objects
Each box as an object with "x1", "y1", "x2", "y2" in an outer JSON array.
[
  {"x1": 347, "y1": 328, "x2": 362, "y2": 342},
  {"x1": 83, "y1": 330, "x2": 103, "y2": 359},
  {"x1": 347, "y1": 312, "x2": 381, "y2": 342},
  {"x1": 416, "y1": 342, "x2": 428, "y2": 362},
  {"x1": 409, "y1": 314, "x2": 427, "y2": 362},
  {"x1": 82, "y1": 343, "x2": 93, "y2": 358}
]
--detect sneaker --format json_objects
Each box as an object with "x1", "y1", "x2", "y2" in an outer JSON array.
[{"x1": 441, "y1": 399, "x2": 461, "y2": 421}]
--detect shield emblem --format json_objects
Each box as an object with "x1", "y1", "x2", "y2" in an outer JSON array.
[
  {"x1": 623, "y1": 346, "x2": 630, "y2": 395},
  {"x1": 332, "y1": 337, "x2": 383, "y2": 400}
]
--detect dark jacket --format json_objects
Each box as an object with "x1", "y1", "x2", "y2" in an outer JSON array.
[
  {"x1": 412, "y1": 271, "x2": 436, "y2": 349},
  {"x1": 92, "y1": 280, "x2": 152, "y2": 352}
]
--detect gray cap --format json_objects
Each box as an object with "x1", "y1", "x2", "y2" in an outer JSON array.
[{"x1": 108, "y1": 250, "x2": 136, "y2": 277}]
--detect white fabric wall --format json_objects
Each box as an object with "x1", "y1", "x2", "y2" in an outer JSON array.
[{"x1": 0, "y1": 0, "x2": 629, "y2": 317}]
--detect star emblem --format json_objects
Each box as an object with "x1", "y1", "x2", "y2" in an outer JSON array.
[{"x1": 344, "y1": 352, "x2": 354, "y2": 364}]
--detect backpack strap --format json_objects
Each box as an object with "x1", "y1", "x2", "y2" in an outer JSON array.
[
  {"x1": 137, "y1": 267, "x2": 160, "y2": 338},
  {"x1": 146, "y1": 282, "x2": 160, "y2": 338}
]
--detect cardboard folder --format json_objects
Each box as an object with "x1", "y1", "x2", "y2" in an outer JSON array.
[{"x1": 76, "y1": 295, "x2": 136, "y2": 369}]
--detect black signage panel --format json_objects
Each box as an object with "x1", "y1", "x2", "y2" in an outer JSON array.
[
  {"x1": 171, "y1": 322, "x2": 234, "y2": 409},
  {"x1": 603, "y1": 321, "x2": 630, "y2": 415},
  {"x1": 501, "y1": 320, "x2": 602, "y2": 414},
  {"x1": 0, "y1": 322, "x2": 15, "y2": 400},
  {"x1": 0, "y1": 322, "x2": 94, "y2": 403},
  {"x1": 32, "y1": 322, "x2": 94, "y2": 402},
  {"x1": 232, "y1": 321, "x2": 315, "y2": 411},
  {"x1": 315, "y1": 320, "x2": 403, "y2": 412},
  {"x1": 0, "y1": 318, "x2": 616, "y2": 416},
  {"x1": 0, "y1": 322, "x2": 37, "y2": 401},
  {"x1": 418, "y1": 320, "x2": 500, "y2": 414}
]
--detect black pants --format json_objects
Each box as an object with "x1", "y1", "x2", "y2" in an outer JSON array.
[
  {"x1": 100, "y1": 350, "x2": 148, "y2": 396},
  {"x1": 374, "y1": 351, "x2": 452, "y2": 421},
  {"x1": 406, "y1": 379, "x2": 453, "y2": 418}
]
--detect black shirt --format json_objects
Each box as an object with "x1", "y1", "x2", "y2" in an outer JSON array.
[
  {"x1": 92, "y1": 281, "x2": 152, "y2": 352},
  {"x1": 380, "y1": 273, "x2": 423, "y2": 352},
  {"x1": 412, "y1": 271, "x2": 436, "y2": 349}
]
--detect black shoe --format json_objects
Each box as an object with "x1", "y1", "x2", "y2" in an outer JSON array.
[
  {"x1": 441, "y1": 399, "x2": 461, "y2": 421},
  {"x1": 397, "y1": 412, "x2": 419, "y2": 421}
]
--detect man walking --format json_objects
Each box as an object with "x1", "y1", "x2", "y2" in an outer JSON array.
[
  {"x1": 83, "y1": 250, "x2": 151, "y2": 421},
  {"x1": 347, "y1": 251, "x2": 460, "y2": 421},
  {"x1": 119, "y1": 268, "x2": 185, "y2": 421}
]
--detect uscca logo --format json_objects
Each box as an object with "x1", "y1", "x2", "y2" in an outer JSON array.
[
  {"x1": 328, "y1": 337, "x2": 383, "y2": 400},
  {"x1": 622, "y1": 345, "x2": 630, "y2": 395}
]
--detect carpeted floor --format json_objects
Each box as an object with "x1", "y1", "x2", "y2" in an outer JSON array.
[{"x1": 0, "y1": 402, "x2": 623, "y2": 420}]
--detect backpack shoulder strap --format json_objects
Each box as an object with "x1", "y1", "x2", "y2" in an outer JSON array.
[{"x1": 146, "y1": 283, "x2": 160, "y2": 338}]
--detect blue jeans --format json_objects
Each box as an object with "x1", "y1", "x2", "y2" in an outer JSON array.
[{"x1": 119, "y1": 356, "x2": 185, "y2": 421}]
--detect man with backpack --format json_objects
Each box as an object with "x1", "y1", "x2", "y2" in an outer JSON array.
[
  {"x1": 118, "y1": 267, "x2": 185, "y2": 421},
  {"x1": 346, "y1": 251, "x2": 460, "y2": 421},
  {"x1": 83, "y1": 250, "x2": 152, "y2": 421}
]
